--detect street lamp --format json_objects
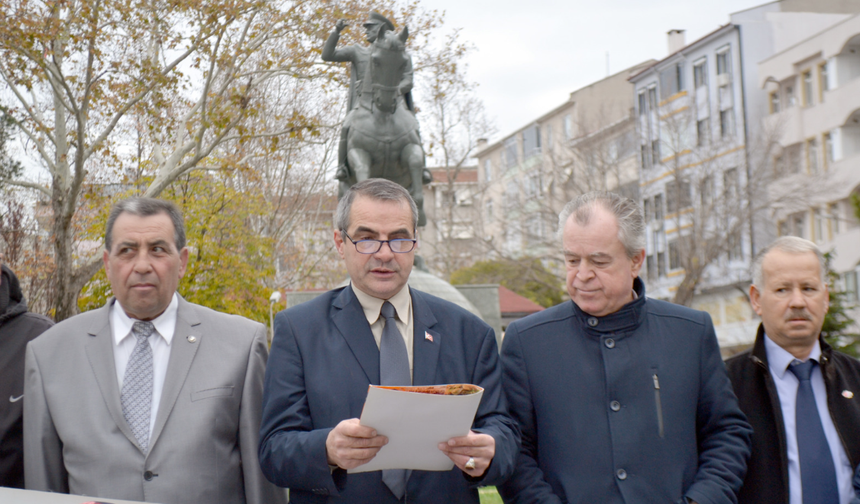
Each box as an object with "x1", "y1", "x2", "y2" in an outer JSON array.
[{"x1": 269, "y1": 291, "x2": 282, "y2": 345}]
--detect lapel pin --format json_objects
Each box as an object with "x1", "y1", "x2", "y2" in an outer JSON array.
[
  {"x1": 424, "y1": 331, "x2": 434, "y2": 343},
  {"x1": 842, "y1": 390, "x2": 854, "y2": 399},
  {"x1": 187, "y1": 335, "x2": 198, "y2": 343}
]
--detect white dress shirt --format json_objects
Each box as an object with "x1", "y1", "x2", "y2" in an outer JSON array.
[
  {"x1": 764, "y1": 334, "x2": 854, "y2": 504},
  {"x1": 111, "y1": 294, "x2": 179, "y2": 436},
  {"x1": 352, "y1": 284, "x2": 414, "y2": 380}
]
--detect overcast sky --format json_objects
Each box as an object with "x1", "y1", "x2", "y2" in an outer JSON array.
[{"x1": 418, "y1": 0, "x2": 769, "y2": 141}]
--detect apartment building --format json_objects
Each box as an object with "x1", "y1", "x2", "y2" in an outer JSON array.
[
  {"x1": 421, "y1": 166, "x2": 481, "y2": 277},
  {"x1": 759, "y1": 13, "x2": 860, "y2": 322},
  {"x1": 473, "y1": 63, "x2": 653, "y2": 261},
  {"x1": 630, "y1": 1, "x2": 857, "y2": 350}
]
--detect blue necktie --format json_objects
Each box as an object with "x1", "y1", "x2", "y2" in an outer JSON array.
[
  {"x1": 379, "y1": 301, "x2": 409, "y2": 499},
  {"x1": 789, "y1": 359, "x2": 839, "y2": 504}
]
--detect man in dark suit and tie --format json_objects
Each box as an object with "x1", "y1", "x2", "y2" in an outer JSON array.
[
  {"x1": 24, "y1": 197, "x2": 286, "y2": 504},
  {"x1": 726, "y1": 236, "x2": 860, "y2": 504},
  {"x1": 258, "y1": 178, "x2": 518, "y2": 503}
]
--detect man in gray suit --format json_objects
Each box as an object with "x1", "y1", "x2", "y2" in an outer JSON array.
[{"x1": 24, "y1": 197, "x2": 286, "y2": 504}]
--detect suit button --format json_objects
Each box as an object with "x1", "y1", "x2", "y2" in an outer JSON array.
[
  {"x1": 616, "y1": 468, "x2": 627, "y2": 480},
  {"x1": 605, "y1": 338, "x2": 615, "y2": 349},
  {"x1": 144, "y1": 471, "x2": 154, "y2": 481},
  {"x1": 610, "y1": 400, "x2": 621, "y2": 412},
  {"x1": 587, "y1": 317, "x2": 598, "y2": 327}
]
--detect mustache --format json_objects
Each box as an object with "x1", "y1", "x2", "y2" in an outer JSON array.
[{"x1": 785, "y1": 309, "x2": 812, "y2": 322}]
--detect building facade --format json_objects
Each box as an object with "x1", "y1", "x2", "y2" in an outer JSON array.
[{"x1": 759, "y1": 12, "x2": 860, "y2": 324}]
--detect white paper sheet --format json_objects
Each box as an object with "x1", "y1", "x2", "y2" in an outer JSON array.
[{"x1": 348, "y1": 384, "x2": 484, "y2": 473}]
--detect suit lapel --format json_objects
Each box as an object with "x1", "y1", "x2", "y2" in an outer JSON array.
[
  {"x1": 332, "y1": 286, "x2": 380, "y2": 384},
  {"x1": 84, "y1": 299, "x2": 140, "y2": 451},
  {"x1": 148, "y1": 296, "x2": 201, "y2": 450},
  {"x1": 411, "y1": 290, "x2": 440, "y2": 386}
]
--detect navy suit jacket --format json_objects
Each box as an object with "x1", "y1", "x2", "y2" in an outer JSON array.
[{"x1": 259, "y1": 286, "x2": 519, "y2": 503}]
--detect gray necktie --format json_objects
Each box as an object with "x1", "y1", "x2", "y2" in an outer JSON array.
[
  {"x1": 379, "y1": 301, "x2": 410, "y2": 499},
  {"x1": 122, "y1": 321, "x2": 155, "y2": 452}
]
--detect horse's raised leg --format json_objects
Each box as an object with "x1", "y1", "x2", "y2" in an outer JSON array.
[
  {"x1": 401, "y1": 143, "x2": 426, "y2": 226},
  {"x1": 347, "y1": 148, "x2": 372, "y2": 182}
]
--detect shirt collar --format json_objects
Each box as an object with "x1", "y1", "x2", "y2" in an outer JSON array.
[
  {"x1": 352, "y1": 283, "x2": 411, "y2": 325},
  {"x1": 112, "y1": 293, "x2": 179, "y2": 346},
  {"x1": 763, "y1": 332, "x2": 822, "y2": 379}
]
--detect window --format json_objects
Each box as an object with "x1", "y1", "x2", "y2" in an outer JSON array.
[
  {"x1": 781, "y1": 144, "x2": 802, "y2": 175},
  {"x1": 647, "y1": 254, "x2": 656, "y2": 281},
  {"x1": 824, "y1": 132, "x2": 834, "y2": 168},
  {"x1": 666, "y1": 179, "x2": 692, "y2": 214},
  {"x1": 525, "y1": 214, "x2": 544, "y2": 241},
  {"x1": 668, "y1": 239, "x2": 682, "y2": 270},
  {"x1": 505, "y1": 220, "x2": 522, "y2": 252},
  {"x1": 716, "y1": 48, "x2": 732, "y2": 76},
  {"x1": 807, "y1": 138, "x2": 820, "y2": 174},
  {"x1": 643, "y1": 198, "x2": 652, "y2": 222},
  {"x1": 843, "y1": 270, "x2": 859, "y2": 303},
  {"x1": 653, "y1": 194, "x2": 664, "y2": 221},
  {"x1": 504, "y1": 137, "x2": 518, "y2": 169},
  {"x1": 483, "y1": 159, "x2": 492, "y2": 182},
  {"x1": 638, "y1": 91, "x2": 647, "y2": 116},
  {"x1": 651, "y1": 140, "x2": 661, "y2": 164},
  {"x1": 697, "y1": 119, "x2": 709, "y2": 147},
  {"x1": 828, "y1": 202, "x2": 839, "y2": 236},
  {"x1": 522, "y1": 125, "x2": 541, "y2": 160},
  {"x1": 791, "y1": 212, "x2": 806, "y2": 238},
  {"x1": 769, "y1": 91, "x2": 780, "y2": 114},
  {"x1": 524, "y1": 170, "x2": 541, "y2": 199},
  {"x1": 802, "y1": 70, "x2": 813, "y2": 106},
  {"x1": 814, "y1": 208, "x2": 826, "y2": 243},
  {"x1": 819, "y1": 62, "x2": 829, "y2": 101},
  {"x1": 485, "y1": 199, "x2": 493, "y2": 222},
  {"x1": 640, "y1": 144, "x2": 648, "y2": 169},
  {"x1": 546, "y1": 124, "x2": 553, "y2": 149},
  {"x1": 563, "y1": 114, "x2": 573, "y2": 140},
  {"x1": 660, "y1": 62, "x2": 685, "y2": 99},
  {"x1": 504, "y1": 180, "x2": 519, "y2": 211},
  {"x1": 700, "y1": 175, "x2": 714, "y2": 206},
  {"x1": 727, "y1": 230, "x2": 743, "y2": 261},
  {"x1": 723, "y1": 167, "x2": 738, "y2": 199},
  {"x1": 648, "y1": 87, "x2": 658, "y2": 111},
  {"x1": 693, "y1": 58, "x2": 707, "y2": 88},
  {"x1": 657, "y1": 251, "x2": 666, "y2": 277},
  {"x1": 720, "y1": 109, "x2": 734, "y2": 139}
]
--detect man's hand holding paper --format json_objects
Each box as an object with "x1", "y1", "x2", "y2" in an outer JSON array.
[
  {"x1": 325, "y1": 419, "x2": 389, "y2": 470},
  {"x1": 438, "y1": 431, "x2": 496, "y2": 477}
]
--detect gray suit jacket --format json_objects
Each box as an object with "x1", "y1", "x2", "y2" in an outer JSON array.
[{"x1": 24, "y1": 296, "x2": 287, "y2": 504}]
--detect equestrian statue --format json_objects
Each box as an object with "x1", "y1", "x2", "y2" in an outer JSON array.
[{"x1": 322, "y1": 12, "x2": 431, "y2": 226}]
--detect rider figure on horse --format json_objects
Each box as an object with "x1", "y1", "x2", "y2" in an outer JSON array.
[{"x1": 322, "y1": 12, "x2": 417, "y2": 182}]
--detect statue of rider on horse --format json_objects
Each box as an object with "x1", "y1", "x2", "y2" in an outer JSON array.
[{"x1": 322, "y1": 12, "x2": 431, "y2": 226}]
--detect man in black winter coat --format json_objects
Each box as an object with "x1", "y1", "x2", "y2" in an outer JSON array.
[
  {"x1": 726, "y1": 237, "x2": 860, "y2": 504},
  {"x1": 0, "y1": 257, "x2": 53, "y2": 488}
]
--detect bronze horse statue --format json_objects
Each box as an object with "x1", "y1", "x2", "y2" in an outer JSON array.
[{"x1": 337, "y1": 25, "x2": 428, "y2": 226}]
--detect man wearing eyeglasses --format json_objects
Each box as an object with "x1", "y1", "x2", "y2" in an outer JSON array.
[{"x1": 258, "y1": 178, "x2": 518, "y2": 503}]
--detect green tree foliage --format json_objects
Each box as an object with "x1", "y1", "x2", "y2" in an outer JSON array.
[
  {"x1": 78, "y1": 172, "x2": 274, "y2": 324},
  {"x1": 821, "y1": 251, "x2": 859, "y2": 357},
  {"x1": 450, "y1": 258, "x2": 565, "y2": 308}
]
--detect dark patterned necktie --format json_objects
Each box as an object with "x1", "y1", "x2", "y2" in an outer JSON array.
[
  {"x1": 122, "y1": 321, "x2": 155, "y2": 452},
  {"x1": 379, "y1": 301, "x2": 409, "y2": 499},
  {"x1": 788, "y1": 359, "x2": 839, "y2": 504}
]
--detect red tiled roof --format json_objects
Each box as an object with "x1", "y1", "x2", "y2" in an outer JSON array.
[
  {"x1": 430, "y1": 167, "x2": 478, "y2": 183},
  {"x1": 498, "y1": 285, "x2": 544, "y2": 315}
]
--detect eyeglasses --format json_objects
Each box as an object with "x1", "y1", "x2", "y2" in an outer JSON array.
[{"x1": 342, "y1": 231, "x2": 417, "y2": 254}]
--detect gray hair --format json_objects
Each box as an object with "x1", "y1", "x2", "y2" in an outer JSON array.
[
  {"x1": 105, "y1": 197, "x2": 186, "y2": 252},
  {"x1": 557, "y1": 191, "x2": 645, "y2": 259},
  {"x1": 751, "y1": 236, "x2": 826, "y2": 288},
  {"x1": 335, "y1": 179, "x2": 418, "y2": 233}
]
